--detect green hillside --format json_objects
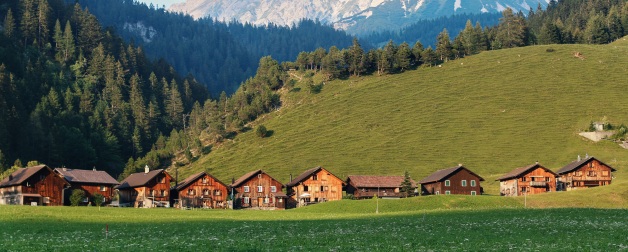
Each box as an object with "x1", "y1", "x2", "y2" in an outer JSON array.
[{"x1": 180, "y1": 42, "x2": 628, "y2": 195}]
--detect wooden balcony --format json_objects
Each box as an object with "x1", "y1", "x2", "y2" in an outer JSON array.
[{"x1": 530, "y1": 181, "x2": 547, "y2": 187}]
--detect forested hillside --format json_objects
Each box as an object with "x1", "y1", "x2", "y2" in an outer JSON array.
[
  {"x1": 0, "y1": 0, "x2": 211, "y2": 177},
  {"x1": 73, "y1": 0, "x2": 358, "y2": 96}
]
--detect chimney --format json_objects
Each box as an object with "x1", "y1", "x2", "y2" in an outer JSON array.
[
  {"x1": 577, "y1": 155, "x2": 581, "y2": 161},
  {"x1": 585, "y1": 153, "x2": 589, "y2": 159},
  {"x1": 290, "y1": 173, "x2": 293, "y2": 182},
  {"x1": 93, "y1": 166, "x2": 96, "y2": 171},
  {"x1": 63, "y1": 166, "x2": 67, "y2": 171},
  {"x1": 535, "y1": 161, "x2": 539, "y2": 164},
  {"x1": 8, "y1": 174, "x2": 13, "y2": 181},
  {"x1": 145, "y1": 165, "x2": 150, "y2": 174},
  {"x1": 458, "y1": 163, "x2": 462, "y2": 167}
]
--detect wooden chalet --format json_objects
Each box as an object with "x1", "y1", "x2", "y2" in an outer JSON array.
[
  {"x1": 0, "y1": 165, "x2": 70, "y2": 206},
  {"x1": 556, "y1": 156, "x2": 616, "y2": 191},
  {"x1": 230, "y1": 170, "x2": 286, "y2": 210},
  {"x1": 345, "y1": 175, "x2": 417, "y2": 199},
  {"x1": 497, "y1": 163, "x2": 557, "y2": 196},
  {"x1": 54, "y1": 168, "x2": 119, "y2": 205},
  {"x1": 115, "y1": 167, "x2": 173, "y2": 208},
  {"x1": 419, "y1": 165, "x2": 484, "y2": 195},
  {"x1": 286, "y1": 166, "x2": 345, "y2": 207},
  {"x1": 172, "y1": 171, "x2": 228, "y2": 209}
]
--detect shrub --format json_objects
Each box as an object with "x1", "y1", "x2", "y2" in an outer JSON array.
[
  {"x1": 256, "y1": 125, "x2": 268, "y2": 138},
  {"x1": 308, "y1": 82, "x2": 323, "y2": 94},
  {"x1": 70, "y1": 190, "x2": 85, "y2": 206},
  {"x1": 92, "y1": 193, "x2": 105, "y2": 207},
  {"x1": 546, "y1": 48, "x2": 555, "y2": 52}
]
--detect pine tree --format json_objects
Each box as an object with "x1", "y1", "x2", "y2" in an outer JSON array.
[
  {"x1": 129, "y1": 74, "x2": 147, "y2": 132},
  {"x1": 3, "y1": 8, "x2": 16, "y2": 38},
  {"x1": 495, "y1": 8, "x2": 529, "y2": 48},
  {"x1": 399, "y1": 171, "x2": 414, "y2": 198},
  {"x1": 21, "y1": 0, "x2": 38, "y2": 46},
  {"x1": 585, "y1": 11, "x2": 610, "y2": 44},
  {"x1": 348, "y1": 38, "x2": 364, "y2": 76},
  {"x1": 395, "y1": 42, "x2": 411, "y2": 72},
  {"x1": 411, "y1": 41, "x2": 423, "y2": 66},
  {"x1": 607, "y1": 6, "x2": 624, "y2": 41},
  {"x1": 436, "y1": 28, "x2": 453, "y2": 62},
  {"x1": 37, "y1": 0, "x2": 51, "y2": 48},
  {"x1": 61, "y1": 21, "x2": 76, "y2": 63},
  {"x1": 167, "y1": 79, "x2": 184, "y2": 127}
]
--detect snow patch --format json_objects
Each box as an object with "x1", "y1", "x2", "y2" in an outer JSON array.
[
  {"x1": 370, "y1": 0, "x2": 386, "y2": 8},
  {"x1": 360, "y1": 10, "x2": 373, "y2": 18},
  {"x1": 454, "y1": 0, "x2": 462, "y2": 11},
  {"x1": 520, "y1": 1, "x2": 531, "y2": 11},
  {"x1": 480, "y1": 6, "x2": 488, "y2": 13},
  {"x1": 414, "y1": 0, "x2": 425, "y2": 11},
  {"x1": 495, "y1": 2, "x2": 506, "y2": 12}
]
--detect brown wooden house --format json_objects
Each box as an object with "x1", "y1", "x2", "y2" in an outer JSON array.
[
  {"x1": 345, "y1": 175, "x2": 417, "y2": 199},
  {"x1": 286, "y1": 166, "x2": 345, "y2": 207},
  {"x1": 115, "y1": 167, "x2": 173, "y2": 208},
  {"x1": 419, "y1": 165, "x2": 484, "y2": 195},
  {"x1": 173, "y1": 171, "x2": 228, "y2": 209},
  {"x1": 230, "y1": 170, "x2": 286, "y2": 210},
  {"x1": 54, "y1": 168, "x2": 119, "y2": 205},
  {"x1": 0, "y1": 165, "x2": 70, "y2": 206},
  {"x1": 497, "y1": 163, "x2": 557, "y2": 196},
  {"x1": 556, "y1": 156, "x2": 616, "y2": 191}
]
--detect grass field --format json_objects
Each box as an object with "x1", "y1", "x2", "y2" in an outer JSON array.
[
  {"x1": 182, "y1": 41, "x2": 628, "y2": 197},
  {"x1": 1, "y1": 202, "x2": 627, "y2": 251}
]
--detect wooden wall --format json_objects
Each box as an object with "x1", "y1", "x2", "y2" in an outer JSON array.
[
  {"x1": 177, "y1": 174, "x2": 228, "y2": 208},
  {"x1": 500, "y1": 167, "x2": 556, "y2": 196},
  {"x1": 559, "y1": 159, "x2": 614, "y2": 190},
  {"x1": 22, "y1": 168, "x2": 67, "y2": 206},
  {"x1": 422, "y1": 169, "x2": 482, "y2": 195},
  {"x1": 234, "y1": 172, "x2": 284, "y2": 209},
  {"x1": 66, "y1": 184, "x2": 116, "y2": 205},
  {"x1": 288, "y1": 169, "x2": 343, "y2": 204}
]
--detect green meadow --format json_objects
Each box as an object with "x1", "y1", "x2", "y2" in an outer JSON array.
[
  {"x1": 185, "y1": 40, "x2": 628, "y2": 196},
  {"x1": 1, "y1": 199, "x2": 627, "y2": 251}
]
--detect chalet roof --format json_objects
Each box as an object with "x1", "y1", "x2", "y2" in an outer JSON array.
[
  {"x1": 0, "y1": 165, "x2": 67, "y2": 187},
  {"x1": 556, "y1": 156, "x2": 617, "y2": 174},
  {"x1": 230, "y1": 169, "x2": 284, "y2": 188},
  {"x1": 54, "y1": 168, "x2": 119, "y2": 185},
  {"x1": 286, "y1": 166, "x2": 345, "y2": 187},
  {"x1": 418, "y1": 166, "x2": 485, "y2": 184},
  {"x1": 174, "y1": 172, "x2": 227, "y2": 191},
  {"x1": 497, "y1": 163, "x2": 557, "y2": 181},
  {"x1": 346, "y1": 175, "x2": 417, "y2": 188},
  {"x1": 116, "y1": 169, "x2": 167, "y2": 190}
]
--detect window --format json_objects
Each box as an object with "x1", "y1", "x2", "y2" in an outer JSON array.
[
  {"x1": 588, "y1": 171, "x2": 596, "y2": 177},
  {"x1": 188, "y1": 189, "x2": 195, "y2": 196},
  {"x1": 602, "y1": 171, "x2": 609, "y2": 177},
  {"x1": 304, "y1": 186, "x2": 310, "y2": 192},
  {"x1": 589, "y1": 162, "x2": 593, "y2": 168},
  {"x1": 314, "y1": 197, "x2": 319, "y2": 202},
  {"x1": 471, "y1": 191, "x2": 477, "y2": 196},
  {"x1": 270, "y1": 186, "x2": 277, "y2": 193},
  {"x1": 203, "y1": 189, "x2": 210, "y2": 196},
  {"x1": 100, "y1": 186, "x2": 107, "y2": 192},
  {"x1": 243, "y1": 197, "x2": 250, "y2": 204},
  {"x1": 445, "y1": 180, "x2": 450, "y2": 187},
  {"x1": 257, "y1": 174, "x2": 262, "y2": 179},
  {"x1": 325, "y1": 186, "x2": 329, "y2": 192},
  {"x1": 470, "y1": 180, "x2": 476, "y2": 187},
  {"x1": 435, "y1": 191, "x2": 440, "y2": 195},
  {"x1": 264, "y1": 197, "x2": 269, "y2": 204},
  {"x1": 243, "y1": 186, "x2": 250, "y2": 193},
  {"x1": 445, "y1": 191, "x2": 451, "y2": 195},
  {"x1": 157, "y1": 176, "x2": 165, "y2": 184},
  {"x1": 202, "y1": 177, "x2": 208, "y2": 184},
  {"x1": 257, "y1": 186, "x2": 263, "y2": 193},
  {"x1": 160, "y1": 190, "x2": 166, "y2": 197},
  {"x1": 320, "y1": 186, "x2": 324, "y2": 192},
  {"x1": 150, "y1": 190, "x2": 156, "y2": 196},
  {"x1": 26, "y1": 181, "x2": 33, "y2": 187},
  {"x1": 461, "y1": 180, "x2": 467, "y2": 187},
  {"x1": 545, "y1": 177, "x2": 550, "y2": 182},
  {"x1": 312, "y1": 175, "x2": 318, "y2": 180},
  {"x1": 214, "y1": 190, "x2": 221, "y2": 196},
  {"x1": 39, "y1": 174, "x2": 46, "y2": 180},
  {"x1": 576, "y1": 171, "x2": 583, "y2": 176},
  {"x1": 521, "y1": 177, "x2": 527, "y2": 182}
]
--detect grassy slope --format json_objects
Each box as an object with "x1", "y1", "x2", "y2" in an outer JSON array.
[{"x1": 182, "y1": 41, "x2": 628, "y2": 198}]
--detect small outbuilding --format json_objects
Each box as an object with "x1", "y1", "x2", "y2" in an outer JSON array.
[
  {"x1": 419, "y1": 165, "x2": 484, "y2": 195},
  {"x1": 497, "y1": 162, "x2": 557, "y2": 196},
  {"x1": 54, "y1": 167, "x2": 119, "y2": 205}
]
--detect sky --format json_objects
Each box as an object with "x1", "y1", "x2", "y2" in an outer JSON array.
[{"x1": 137, "y1": 0, "x2": 184, "y2": 8}]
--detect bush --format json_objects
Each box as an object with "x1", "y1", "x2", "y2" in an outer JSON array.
[
  {"x1": 93, "y1": 193, "x2": 105, "y2": 207},
  {"x1": 256, "y1": 125, "x2": 268, "y2": 138},
  {"x1": 546, "y1": 48, "x2": 555, "y2": 52},
  {"x1": 308, "y1": 82, "x2": 323, "y2": 94},
  {"x1": 70, "y1": 190, "x2": 86, "y2": 206}
]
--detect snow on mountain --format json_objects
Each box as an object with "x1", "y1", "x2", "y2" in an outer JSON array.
[{"x1": 169, "y1": 0, "x2": 548, "y2": 35}]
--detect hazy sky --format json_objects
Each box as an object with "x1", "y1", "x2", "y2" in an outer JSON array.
[{"x1": 138, "y1": 0, "x2": 184, "y2": 8}]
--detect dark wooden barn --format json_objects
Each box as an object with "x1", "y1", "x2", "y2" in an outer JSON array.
[
  {"x1": 556, "y1": 156, "x2": 616, "y2": 191},
  {"x1": 230, "y1": 170, "x2": 286, "y2": 210},
  {"x1": 172, "y1": 171, "x2": 228, "y2": 209},
  {"x1": 345, "y1": 175, "x2": 417, "y2": 199},
  {"x1": 54, "y1": 168, "x2": 119, "y2": 205},
  {"x1": 0, "y1": 165, "x2": 70, "y2": 206},
  {"x1": 419, "y1": 165, "x2": 484, "y2": 196},
  {"x1": 116, "y1": 166, "x2": 173, "y2": 208}
]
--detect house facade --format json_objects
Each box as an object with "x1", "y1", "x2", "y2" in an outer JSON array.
[
  {"x1": 173, "y1": 172, "x2": 228, "y2": 209},
  {"x1": 286, "y1": 166, "x2": 345, "y2": 207},
  {"x1": 116, "y1": 167, "x2": 172, "y2": 208},
  {"x1": 419, "y1": 165, "x2": 484, "y2": 195},
  {"x1": 230, "y1": 170, "x2": 286, "y2": 210},
  {"x1": 0, "y1": 165, "x2": 70, "y2": 206},
  {"x1": 54, "y1": 168, "x2": 119, "y2": 205},
  {"x1": 497, "y1": 163, "x2": 557, "y2": 196},
  {"x1": 345, "y1": 175, "x2": 417, "y2": 199},
  {"x1": 556, "y1": 156, "x2": 616, "y2": 191}
]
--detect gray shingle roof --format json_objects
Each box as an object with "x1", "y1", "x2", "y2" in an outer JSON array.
[
  {"x1": 286, "y1": 166, "x2": 345, "y2": 187},
  {"x1": 347, "y1": 175, "x2": 416, "y2": 188},
  {"x1": 419, "y1": 166, "x2": 485, "y2": 184},
  {"x1": 497, "y1": 163, "x2": 557, "y2": 181},
  {"x1": 54, "y1": 168, "x2": 119, "y2": 185},
  {"x1": 556, "y1": 156, "x2": 617, "y2": 174},
  {"x1": 0, "y1": 165, "x2": 49, "y2": 187},
  {"x1": 115, "y1": 169, "x2": 167, "y2": 189}
]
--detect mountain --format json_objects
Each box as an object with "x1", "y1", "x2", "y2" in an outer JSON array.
[{"x1": 169, "y1": 0, "x2": 550, "y2": 35}]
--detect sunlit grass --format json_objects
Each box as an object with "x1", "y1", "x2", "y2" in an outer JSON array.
[{"x1": 185, "y1": 42, "x2": 628, "y2": 197}]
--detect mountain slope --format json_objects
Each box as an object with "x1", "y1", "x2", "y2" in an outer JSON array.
[
  {"x1": 180, "y1": 42, "x2": 628, "y2": 194},
  {"x1": 170, "y1": 0, "x2": 550, "y2": 35}
]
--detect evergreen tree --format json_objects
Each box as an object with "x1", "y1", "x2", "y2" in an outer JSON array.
[
  {"x1": 411, "y1": 41, "x2": 424, "y2": 66},
  {"x1": 495, "y1": 8, "x2": 529, "y2": 48},
  {"x1": 395, "y1": 42, "x2": 411, "y2": 72},
  {"x1": 348, "y1": 38, "x2": 365, "y2": 76},
  {"x1": 399, "y1": 171, "x2": 414, "y2": 198},
  {"x1": 607, "y1": 6, "x2": 624, "y2": 41},
  {"x1": 436, "y1": 29, "x2": 453, "y2": 62},
  {"x1": 3, "y1": 8, "x2": 16, "y2": 38},
  {"x1": 21, "y1": 0, "x2": 38, "y2": 45},
  {"x1": 37, "y1": 0, "x2": 51, "y2": 48},
  {"x1": 584, "y1": 11, "x2": 610, "y2": 44}
]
